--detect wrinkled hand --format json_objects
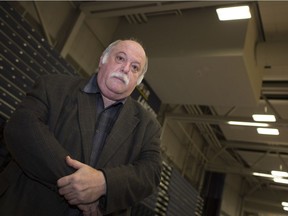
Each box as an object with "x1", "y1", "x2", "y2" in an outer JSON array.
[
  {"x1": 57, "y1": 156, "x2": 106, "y2": 205},
  {"x1": 78, "y1": 201, "x2": 103, "y2": 216}
]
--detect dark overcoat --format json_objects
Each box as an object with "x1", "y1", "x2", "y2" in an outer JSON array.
[{"x1": 0, "y1": 74, "x2": 162, "y2": 216}]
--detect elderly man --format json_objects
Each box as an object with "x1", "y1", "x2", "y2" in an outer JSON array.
[{"x1": 0, "y1": 39, "x2": 162, "y2": 216}]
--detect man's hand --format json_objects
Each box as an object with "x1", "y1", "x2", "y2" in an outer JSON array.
[
  {"x1": 78, "y1": 201, "x2": 103, "y2": 216},
  {"x1": 57, "y1": 156, "x2": 106, "y2": 205}
]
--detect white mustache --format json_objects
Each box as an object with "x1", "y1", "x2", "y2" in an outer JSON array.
[{"x1": 110, "y1": 72, "x2": 129, "y2": 85}]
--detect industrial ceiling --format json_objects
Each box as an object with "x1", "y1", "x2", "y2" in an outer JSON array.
[
  {"x1": 79, "y1": 1, "x2": 288, "y2": 215},
  {"x1": 5, "y1": 1, "x2": 288, "y2": 215}
]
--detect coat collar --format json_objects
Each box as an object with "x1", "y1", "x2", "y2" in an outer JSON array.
[{"x1": 77, "y1": 76, "x2": 139, "y2": 165}]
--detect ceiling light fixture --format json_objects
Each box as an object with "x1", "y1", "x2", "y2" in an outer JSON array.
[
  {"x1": 284, "y1": 206, "x2": 288, "y2": 211},
  {"x1": 216, "y1": 5, "x2": 251, "y2": 21},
  {"x1": 273, "y1": 177, "x2": 288, "y2": 184},
  {"x1": 271, "y1": 170, "x2": 288, "y2": 177},
  {"x1": 252, "y1": 172, "x2": 273, "y2": 178},
  {"x1": 228, "y1": 121, "x2": 269, "y2": 127},
  {"x1": 282, "y1": 202, "x2": 288, "y2": 207},
  {"x1": 257, "y1": 128, "x2": 279, "y2": 135},
  {"x1": 252, "y1": 114, "x2": 276, "y2": 122}
]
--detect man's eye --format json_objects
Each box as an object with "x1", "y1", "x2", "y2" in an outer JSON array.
[
  {"x1": 131, "y1": 65, "x2": 140, "y2": 73},
  {"x1": 116, "y1": 55, "x2": 125, "y2": 62}
]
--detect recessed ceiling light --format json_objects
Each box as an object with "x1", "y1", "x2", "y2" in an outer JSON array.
[
  {"x1": 257, "y1": 128, "x2": 279, "y2": 135},
  {"x1": 252, "y1": 172, "x2": 273, "y2": 178},
  {"x1": 271, "y1": 170, "x2": 288, "y2": 177},
  {"x1": 252, "y1": 114, "x2": 276, "y2": 122},
  {"x1": 216, "y1": 5, "x2": 251, "y2": 21},
  {"x1": 228, "y1": 121, "x2": 269, "y2": 127},
  {"x1": 274, "y1": 177, "x2": 288, "y2": 184}
]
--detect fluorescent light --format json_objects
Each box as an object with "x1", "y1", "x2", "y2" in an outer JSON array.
[
  {"x1": 252, "y1": 172, "x2": 273, "y2": 178},
  {"x1": 284, "y1": 206, "x2": 288, "y2": 211},
  {"x1": 257, "y1": 128, "x2": 279, "y2": 135},
  {"x1": 252, "y1": 114, "x2": 276, "y2": 122},
  {"x1": 216, "y1": 5, "x2": 251, "y2": 21},
  {"x1": 282, "y1": 202, "x2": 288, "y2": 207},
  {"x1": 271, "y1": 170, "x2": 288, "y2": 177},
  {"x1": 228, "y1": 121, "x2": 269, "y2": 127},
  {"x1": 273, "y1": 177, "x2": 288, "y2": 184}
]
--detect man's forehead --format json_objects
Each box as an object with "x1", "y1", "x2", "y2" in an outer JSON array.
[{"x1": 113, "y1": 41, "x2": 145, "y2": 58}]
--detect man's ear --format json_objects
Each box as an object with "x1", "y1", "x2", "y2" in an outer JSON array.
[
  {"x1": 100, "y1": 53, "x2": 108, "y2": 65},
  {"x1": 137, "y1": 74, "x2": 144, "y2": 85}
]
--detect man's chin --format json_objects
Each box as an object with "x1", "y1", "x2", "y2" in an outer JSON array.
[
  {"x1": 108, "y1": 85, "x2": 126, "y2": 94},
  {"x1": 111, "y1": 80, "x2": 129, "y2": 88}
]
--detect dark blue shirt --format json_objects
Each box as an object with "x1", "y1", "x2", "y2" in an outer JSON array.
[{"x1": 83, "y1": 74, "x2": 124, "y2": 167}]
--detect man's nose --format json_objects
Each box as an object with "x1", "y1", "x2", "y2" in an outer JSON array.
[{"x1": 121, "y1": 62, "x2": 130, "y2": 73}]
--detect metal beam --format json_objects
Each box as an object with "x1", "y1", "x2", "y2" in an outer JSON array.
[
  {"x1": 60, "y1": 11, "x2": 86, "y2": 58},
  {"x1": 165, "y1": 113, "x2": 288, "y2": 127},
  {"x1": 221, "y1": 140, "x2": 288, "y2": 153},
  {"x1": 79, "y1": 1, "x2": 241, "y2": 17},
  {"x1": 33, "y1": 1, "x2": 53, "y2": 46},
  {"x1": 205, "y1": 164, "x2": 269, "y2": 176}
]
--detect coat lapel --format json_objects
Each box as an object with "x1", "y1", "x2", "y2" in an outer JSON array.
[
  {"x1": 77, "y1": 90, "x2": 97, "y2": 164},
  {"x1": 97, "y1": 98, "x2": 139, "y2": 167}
]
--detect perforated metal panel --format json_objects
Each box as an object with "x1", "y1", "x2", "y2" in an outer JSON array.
[{"x1": 0, "y1": 1, "x2": 78, "y2": 121}]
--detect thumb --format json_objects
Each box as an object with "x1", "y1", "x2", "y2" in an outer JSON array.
[{"x1": 66, "y1": 156, "x2": 85, "y2": 170}]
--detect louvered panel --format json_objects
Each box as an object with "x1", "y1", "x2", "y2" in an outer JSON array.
[
  {"x1": 0, "y1": 54, "x2": 34, "y2": 88},
  {"x1": 1, "y1": 22, "x2": 56, "y2": 76},
  {"x1": 154, "y1": 161, "x2": 172, "y2": 215},
  {"x1": 0, "y1": 42, "x2": 47, "y2": 82},
  {"x1": 0, "y1": 2, "x2": 77, "y2": 76},
  {"x1": 167, "y1": 169, "x2": 202, "y2": 216},
  {"x1": 0, "y1": 1, "x2": 79, "y2": 121},
  {"x1": 0, "y1": 49, "x2": 35, "y2": 97}
]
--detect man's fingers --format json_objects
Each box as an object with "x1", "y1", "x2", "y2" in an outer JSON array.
[
  {"x1": 57, "y1": 174, "x2": 71, "y2": 188},
  {"x1": 65, "y1": 197, "x2": 80, "y2": 205},
  {"x1": 58, "y1": 183, "x2": 71, "y2": 195},
  {"x1": 57, "y1": 156, "x2": 84, "y2": 187},
  {"x1": 66, "y1": 156, "x2": 85, "y2": 170},
  {"x1": 57, "y1": 158, "x2": 104, "y2": 204}
]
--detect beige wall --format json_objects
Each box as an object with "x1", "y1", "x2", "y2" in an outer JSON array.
[{"x1": 220, "y1": 174, "x2": 243, "y2": 216}]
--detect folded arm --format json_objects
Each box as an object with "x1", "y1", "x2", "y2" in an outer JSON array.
[
  {"x1": 55, "y1": 117, "x2": 162, "y2": 214},
  {"x1": 4, "y1": 76, "x2": 74, "y2": 189}
]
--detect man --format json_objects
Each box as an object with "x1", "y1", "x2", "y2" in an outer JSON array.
[{"x1": 0, "y1": 39, "x2": 162, "y2": 216}]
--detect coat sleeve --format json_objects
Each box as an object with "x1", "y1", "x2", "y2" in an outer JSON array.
[
  {"x1": 4, "y1": 76, "x2": 75, "y2": 190},
  {"x1": 100, "y1": 117, "x2": 162, "y2": 214}
]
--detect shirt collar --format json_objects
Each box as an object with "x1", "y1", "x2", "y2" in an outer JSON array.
[
  {"x1": 82, "y1": 73, "x2": 126, "y2": 104},
  {"x1": 82, "y1": 73, "x2": 100, "y2": 94}
]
